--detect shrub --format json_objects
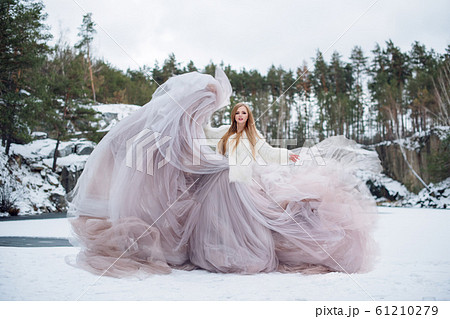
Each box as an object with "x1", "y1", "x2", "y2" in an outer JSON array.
[{"x1": 0, "y1": 176, "x2": 20, "y2": 216}]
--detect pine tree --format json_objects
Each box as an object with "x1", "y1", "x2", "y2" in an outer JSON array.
[
  {"x1": 310, "y1": 50, "x2": 329, "y2": 139},
  {"x1": 204, "y1": 61, "x2": 216, "y2": 77},
  {"x1": 0, "y1": 0, "x2": 51, "y2": 155},
  {"x1": 266, "y1": 65, "x2": 282, "y2": 139},
  {"x1": 407, "y1": 41, "x2": 440, "y2": 132},
  {"x1": 125, "y1": 66, "x2": 155, "y2": 105},
  {"x1": 295, "y1": 61, "x2": 312, "y2": 143},
  {"x1": 350, "y1": 46, "x2": 368, "y2": 140},
  {"x1": 43, "y1": 41, "x2": 99, "y2": 171},
  {"x1": 368, "y1": 43, "x2": 391, "y2": 139},
  {"x1": 161, "y1": 53, "x2": 182, "y2": 80},
  {"x1": 151, "y1": 61, "x2": 165, "y2": 85},
  {"x1": 329, "y1": 51, "x2": 350, "y2": 136},
  {"x1": 432, "y1": 51, "x2": 450, "y2": 126},
  {"x1": 184, "y1": 60, "x2": 198, "y2": 72},
  {"x1": 75, "y1": 12, "x2": 97, "y2": 102},
  {"x1": 385, "y1": 40, "x2": 411, "y2": 137}
]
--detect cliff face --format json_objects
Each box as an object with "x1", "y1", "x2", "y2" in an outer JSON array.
[{"x1": 375, "y1": 129, "x2": 449, "y2": 193}]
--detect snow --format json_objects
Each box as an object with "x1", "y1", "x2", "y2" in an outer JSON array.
[
  {"x1": 0, "y1": 218, "x2": 71, "y2": 238},
  {"x1": 42, "y1": 153, "x2": 89, "y2": 168},
  {"x1": 0, "y1": 103, "x2": 143, "y2": 217},
  {"x1": 355, "y1": 167, "x2": 450, "y2": 209},
  {"x1": 0, "y1": 143, "x2": 67, "y2": 217},
  {"x1": 372, "y1": 125, "x2": 450, "y2": 151},
  {"x1": 10, "y1": 138, "x2": 58, "y2": 159},
  {"x1": 400, "y1": 178, "x2": 450, "y2": 209},
  {"x1": 357, "y1": 170, "x2": 411, "y2": 201},
  {"x1": 90, "y1": 103, "x2": 142, "y2": 132},
  {"x1": 91, "y1": 103, "x2": 141, "y2": 121},
  {"x1": 0, "y1": 206, "x2": 449, "y2": 301}
]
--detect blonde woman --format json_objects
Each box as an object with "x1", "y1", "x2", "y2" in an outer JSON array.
[
  {"x1": 67, "y1": 68, "x2": 380, "y2": 277},
  {"x1": 203, "y1": 102, "x2": 300, "y2": 184}
]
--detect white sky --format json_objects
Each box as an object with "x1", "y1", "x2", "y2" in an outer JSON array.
[{"x1": 42, "y1": 0, "x2": 450, "y2": 73}]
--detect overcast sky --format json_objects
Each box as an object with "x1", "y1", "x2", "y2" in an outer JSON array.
[{"x1": 42, "y1": 0, "x2": 450, "y2": 74}]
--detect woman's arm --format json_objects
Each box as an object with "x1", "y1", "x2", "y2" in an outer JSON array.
[
  {"x1": 257, "y1": 140, "x2": 290, "y2": 165},
  {"x1": 255, "y1": 132, "x2": 299, "y2": 164},
  {"x1": 202, "y1": 122, "x2": 231, "y2": 140}
]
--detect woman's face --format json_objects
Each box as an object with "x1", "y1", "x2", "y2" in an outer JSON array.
[{"x1": 235, "y1": 106, "x2": 249, "y2": 125}]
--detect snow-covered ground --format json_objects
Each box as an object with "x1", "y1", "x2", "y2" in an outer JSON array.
[{"x1": 0, "y1": 207, "x2": 449, "y2": 301}]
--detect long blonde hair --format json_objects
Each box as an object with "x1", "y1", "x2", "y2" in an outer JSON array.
[{"x1": 218, "y1": 103, "x2": 261, "y2": 158}]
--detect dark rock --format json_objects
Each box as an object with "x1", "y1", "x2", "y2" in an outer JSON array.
[
  {"x1": 30, "y1": 163, "x2": 46, "y2": 171},
  {"x1": 56, "y1": 144, "x2": 74, "y2": 157},
  {"x1": 366, "y1": 179, "x2": 403, "y2": 201},
  {"x1": 102, "y1": 112, "x2": 118, "y2": 122},
  {"x1": 76, "y1": 144, "x2": 95, "y2": 155},
  {"x1": 60, "y1": 165, "x2": 84, "y2": 193},
  {"x1": 49, "y1": 192, "x2": 67, "y2": 212}
]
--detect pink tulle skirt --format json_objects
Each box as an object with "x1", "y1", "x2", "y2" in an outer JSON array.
[{"x1": 65, "y1": 68, "x2": 381, "y2": 278}]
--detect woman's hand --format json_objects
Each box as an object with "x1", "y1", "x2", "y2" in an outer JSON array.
[{"x1": 289, "y1": 153, "x2": 300, "y2": 163}]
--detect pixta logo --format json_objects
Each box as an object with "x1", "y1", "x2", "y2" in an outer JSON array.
[{"x1": 126, "y1": 129, "x2": 172, "y2": 175}]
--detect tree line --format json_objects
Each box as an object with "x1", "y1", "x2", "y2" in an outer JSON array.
[{"x1": 1, "y1": 0, "x2": 449, "y2": 166}]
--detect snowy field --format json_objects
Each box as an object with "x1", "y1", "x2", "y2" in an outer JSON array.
[{"x1": 0, "y1": 207, "x2": 449, "y2": 301}]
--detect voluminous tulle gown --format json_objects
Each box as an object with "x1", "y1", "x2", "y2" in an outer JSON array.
[{"x1": 65, "y1": 68, "x2": 381, "y2": 278}]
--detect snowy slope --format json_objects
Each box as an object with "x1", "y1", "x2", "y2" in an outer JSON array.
[
  {"x1": 0, "y1": 142, "x2": 68, "y2": 216},
  {"x1": 0, "y1": 207, "x2": 449, "y2": 301},
  {"x1": 0, "y1": 103, "x2": 142, "y2": 216}
]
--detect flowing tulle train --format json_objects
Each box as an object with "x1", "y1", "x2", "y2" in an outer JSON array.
[{"x1": 65, "y1": 68, "x2": 381, "y2": 278}]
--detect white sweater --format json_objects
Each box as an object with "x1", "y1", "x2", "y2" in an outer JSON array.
[{"x1": 202, "y1": 122, "x2": 293, "y2": 184}]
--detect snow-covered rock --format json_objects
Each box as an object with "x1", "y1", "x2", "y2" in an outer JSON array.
[
  {"x1": 31, "y1": 131, "x2": 47, "y2": 140},
  {"x1": 88, "y1": 103, "x2": 141, "y2": 132},
  {"x1": 373, "y1": 126, "x2": 450, "y2": 151},
  {"x1": 0, "y1": 137, "x2": 94, "y2": 216},
  {"x1": 358, "y1": 169, "x2": 450, "y2": 209},
  {"x1": 47, "y1": 174, "x2": 59, "y2": 186},
  {"x1": 75, "y1": 142, "x2": 94, "y2": 155},
  {"x1": 400, "y1": 178, "x2": 450, "y2": 209},
  {"x1": 374, "y1": 125, "x2": 450, "y2": 193},
  {"x1": 363, "y1": 173, "x2": 411, "y2": 202},
  {"x1": 0, "y1": 103, "x2": 143, "y2": 216},
  {"x1": 56, "y1": 143, "x2": 74, "y2": 157},
  {"x1": 91, "y1": 103, "x2": 141, "y2": 121},
  {"x1": 0, "y1": 146, "x2": 66, "y2": 216}
]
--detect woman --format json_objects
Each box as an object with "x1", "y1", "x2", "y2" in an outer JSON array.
[
  {"x1": 202, "y1": 102, "x2": 300, "y2": 185},
  {"x1": 66, "y1": 68, "x2": 381, "y2": 277}
]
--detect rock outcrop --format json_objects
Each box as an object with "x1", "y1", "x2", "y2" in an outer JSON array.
[{"x1": 375, "y1": 127, "x2": 449, "y2": 193}]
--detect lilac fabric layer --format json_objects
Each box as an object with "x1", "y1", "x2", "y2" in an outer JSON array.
[{"x1": 65, "y1": 68, "x2": 381, "y2": 278}]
